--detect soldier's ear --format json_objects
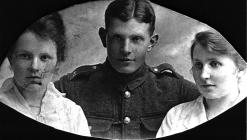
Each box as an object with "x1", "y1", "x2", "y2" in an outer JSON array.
[
  {"x1": 148, "y1": 34, "x2": 159, "y2": 52},
  {"x1": 99, "y1": 27, "x2": 107, "y2": 48}
]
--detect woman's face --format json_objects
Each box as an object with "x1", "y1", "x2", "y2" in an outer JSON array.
[
  {"x1": 191, "y1": 44, "x2": 240, "y2": 99},
  {"x1": 10, "y1": 32, "x2": 57, "y2": 92}
]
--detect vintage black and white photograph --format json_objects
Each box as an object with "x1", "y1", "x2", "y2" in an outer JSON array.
[{"x1": 0, "y1": 0, "x2": 246, "y2": 139}]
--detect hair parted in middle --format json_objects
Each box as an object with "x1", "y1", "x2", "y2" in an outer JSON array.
[
  {"x1": 190, "y1": 31, "x2": 246, "y2": 71},
  {"x1": 104, "y1": 0, "x2": 156, "y2": 35}
]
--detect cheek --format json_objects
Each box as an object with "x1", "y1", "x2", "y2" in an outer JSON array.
[
  {"x1": 134, "y1": 45, "x2": 148, "y2": 58},
  {"x1": 135, "y1": 52, "x2": 146, "y2": 61},
  {"x1": 211, "y1": 70, "x2": 238, "y2": 85},
  {"x1": 11, "y1": 60, "x2": 28, "y2": 74},
  {"x1": 43, "y1": 62, "x2": 57, "y2": 74},
  {"x1": 192, "y1": 71, "x2": 201, "y2": 82},
  {"x1": 107, "y1": 44, "x2": 119, "y2": 57}
]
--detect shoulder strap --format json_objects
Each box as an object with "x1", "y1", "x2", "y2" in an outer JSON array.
[
  {"x1": 149, "y1": 63, "x2": 183, "y2": 79},
  {"x1": 68, "y1": 64, "x2": 100, "y2": 81}
]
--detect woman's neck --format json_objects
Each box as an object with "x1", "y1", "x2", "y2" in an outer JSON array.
[
  {"x1": 22, "y1": 89, "x2": 46, "y2": 107},
  {"x1": 204, "y1": 89, "x2": 239, "y2": 120},
  {"x1": 14, "y1": 81, "x2": 46, "y2": 107}
]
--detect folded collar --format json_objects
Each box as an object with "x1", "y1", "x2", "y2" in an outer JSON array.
[{"x1": 103, "y1": 59, "x2": 149, "y2": 91}]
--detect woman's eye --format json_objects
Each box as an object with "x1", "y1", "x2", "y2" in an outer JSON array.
[
  {"x1": 193, "y1": 62, "x2": 203, "y2": 70},
  {"x1": 18, "y1": 54, "x2": 31, "y2": 59},
  {"x1": 210, "y1": 61, "x2": 221, "y2": 68}
]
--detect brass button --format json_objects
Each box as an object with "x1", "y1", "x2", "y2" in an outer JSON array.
[
  {"x1": 92, "y1": 66, "x2": 97, "y2": 69},
  {"x1": 124, "y1": 91, "x2": 131, "y2": 98},
  {"x1": 123, "y1": 117, "x2": 131, "y2": 124}
]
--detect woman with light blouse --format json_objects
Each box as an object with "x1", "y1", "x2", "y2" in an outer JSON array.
[
  {"x1": 0, "y1": 12, "x2": 91, "y2": 136},
  {"x1": 156, "y1": 31, "x2": 247, "y2": 138}
]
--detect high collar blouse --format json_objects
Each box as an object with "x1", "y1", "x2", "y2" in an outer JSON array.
[
  {"x1": 0, "y1": 78, "x2": 91, "y2": 137},
  {"x1": 156, "y1": 84, "x2": 246, "y2": 138}
]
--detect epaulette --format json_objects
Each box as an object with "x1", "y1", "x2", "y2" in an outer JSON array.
[
  {"x1": 149, "y1": 63, "x2": 183, "y2": 79},
  {"x1": 68, "y1": 64, "x2": 99, "y2": 81}
]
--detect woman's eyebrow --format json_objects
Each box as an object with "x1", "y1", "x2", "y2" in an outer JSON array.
[
  {"x1": 207, "y1": 58, "x2": 218, "y2": 61},
  {"x1": 40, "y1": 53, "x2": 54, "y2": 58},
  {"x1": 14, "y1": 49, "x2": 30, "y2": 54},
  {"x1": 192, "y1": 58, "x2": 200, "y2": 62}
]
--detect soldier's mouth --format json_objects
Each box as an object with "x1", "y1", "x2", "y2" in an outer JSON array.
[
  {"x1": 200, "y1": 84, "x2": 216, "y2": 89},
  {"x1": 118, "y1": 58, "x2": 134, "y2": 61}
]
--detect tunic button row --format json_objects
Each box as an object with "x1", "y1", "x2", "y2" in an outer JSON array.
[
  {"x1": 124, "y1": 91, "x2": 131, "y2": 98},
  {"x1": 123, "y1": 117, "x2": 131, "y2": 124}
]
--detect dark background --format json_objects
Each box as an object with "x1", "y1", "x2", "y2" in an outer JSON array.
[{"x1": 0, "y1": 0, "x2": 246, "y2": 139}]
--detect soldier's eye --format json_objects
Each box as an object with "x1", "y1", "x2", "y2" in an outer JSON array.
[
  {"x1": 132, "y1": 36, "x2": 143, "y2": 43},
  {"x1": 112, "y1": 35, "x2": 122, "y2": 41}
]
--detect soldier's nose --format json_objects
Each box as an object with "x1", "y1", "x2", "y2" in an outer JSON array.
[{"x1": 121, "y1": 40, "x2": 131, "y2": 55}]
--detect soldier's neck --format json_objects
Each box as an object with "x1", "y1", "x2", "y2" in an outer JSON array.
[{"x1": 104, "y1": 59, "x2": 147, "y2": 83}]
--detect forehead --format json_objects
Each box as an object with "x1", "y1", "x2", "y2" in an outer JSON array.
[
  {"x1": 192, "y1": 44, "x2": 234, "y2": 62},
  {"x1": 14, "y1": 32, "x2": 57, "y2": 54},
  {"x1": 107, "y1": 18, "x2": 151, "y2": 36}
]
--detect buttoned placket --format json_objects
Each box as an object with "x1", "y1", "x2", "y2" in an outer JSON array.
[
  {"x1": 123, "y1": 90, "x2": 131, "y2": 124},
  {"x1": 121, "y1": 88, "x2": 132, "y2": 139}
]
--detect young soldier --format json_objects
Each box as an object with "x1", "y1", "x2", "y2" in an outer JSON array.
[{"x1": 55, "y1": 0, "x2": 199, "y2": 139}]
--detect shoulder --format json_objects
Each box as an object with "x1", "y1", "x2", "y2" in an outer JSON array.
[
  {"x1": 0, "y1": 78, "x2": 14, "y2": 101},
  {"x1": 54, "y1": 90, "x2": 83, "y2": 114},
  {"x1": 49, "y1": 83, "x2": 78, "y2": 106},
  {"x1": 168, "y1": 96, "x2": 202, "y2": 119},
  {"x1": 62, "y1": 64, "x2": 103, "y2": 81},
  {"x1": 148, "y1": 63, "x2": 183, "y2": 79},
  {"x1": 0, "y1": 78, "x2": 21, "y2": 108}
]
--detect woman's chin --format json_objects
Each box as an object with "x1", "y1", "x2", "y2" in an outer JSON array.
[
  {"x1": 201, "y1": 91, "x2": 224, "y2": 99},
  {"x1": 25, "y1": 84, "x2": 44, "y2": 92}
]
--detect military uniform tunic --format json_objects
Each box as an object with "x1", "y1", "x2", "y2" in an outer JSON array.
[{"x1": 54, "y1": 60, "x2": 199, "y2": 139}]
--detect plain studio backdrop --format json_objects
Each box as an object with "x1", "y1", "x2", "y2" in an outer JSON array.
[{"x1": 0, "y1": 0, "x2": 246, "y2": 139}]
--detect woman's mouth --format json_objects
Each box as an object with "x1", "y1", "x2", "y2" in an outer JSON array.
[
  {"x1": 200, "y1": 84, "x2": 216, "y2": 88},
  {"x1": 26, "y1": 76, "x2": 42, "y2": 85}
]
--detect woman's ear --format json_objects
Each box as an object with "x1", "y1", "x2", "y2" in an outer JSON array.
[
  {"x1": 147, "y1": 34, "x2": 159, "y2": 52},
  {"x1": 53, "y1": 63, "x2": 61, "y2": 75},
  {"x1": 237, "y1": 69, "x2": 246, "y2": 79},
  {"x1": 98, "y1": 27, "x2": 107, "y2": 48}
]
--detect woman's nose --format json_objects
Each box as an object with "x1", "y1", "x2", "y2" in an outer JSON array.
[
  {"x1": 201, "y1": 65, "x2": 211, "y2": 79},
  {"x1": 30, "y1": 57, "x2": 41, "y2": 71}
]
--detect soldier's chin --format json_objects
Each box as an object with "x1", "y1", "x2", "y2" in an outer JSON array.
[{"x1": 116, "y1": 67, "x2": 137, "y2": 74}]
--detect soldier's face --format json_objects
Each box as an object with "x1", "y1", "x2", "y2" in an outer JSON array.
[{"x1": 105, "y1": 18, "x2": 154, "y2": 74}]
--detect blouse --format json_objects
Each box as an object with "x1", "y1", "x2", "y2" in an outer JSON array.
[
  {"x1": 0, "y1": 78, "x2": 91, "y2": 136},
  {"x1": 156, "y1": 83, "x2": 247, "y2": 138}
]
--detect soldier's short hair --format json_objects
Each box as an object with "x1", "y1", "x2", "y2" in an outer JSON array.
[{"x1": 105, "y1": 0, "x2": 156, "y2": 35}]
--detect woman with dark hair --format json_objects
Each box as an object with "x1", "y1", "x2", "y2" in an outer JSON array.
[
  {"x1": 0, "y1": 12, "x2": 91, "y2": 136},
  {"x1": 156, "y1": 31, "x2": 247, "y2": 137}
]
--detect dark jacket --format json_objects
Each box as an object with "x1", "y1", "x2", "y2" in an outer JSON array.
[{"x1": 54, "y1": 60, "x2": 200, "y2": 139}]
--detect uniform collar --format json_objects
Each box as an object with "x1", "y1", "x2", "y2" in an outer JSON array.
[{"x1": 103, "y1": 59, "x2": 149, "y2": 91}]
